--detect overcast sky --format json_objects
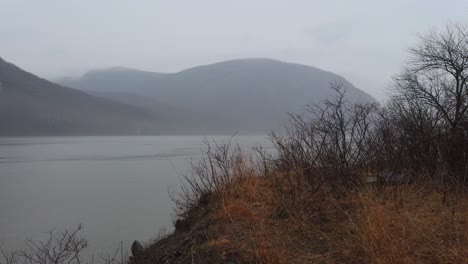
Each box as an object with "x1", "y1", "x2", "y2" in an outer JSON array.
[{"x1": 1, "y1": 0, "x2": 467, "y2": 100}]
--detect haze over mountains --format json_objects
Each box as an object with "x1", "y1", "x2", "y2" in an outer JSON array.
[
  {"x1": 60, "y1": 58, "x2": 375, "y2": 134},
  {"x1": 0, "y1": 57, "x2": 161, "y2": 136},
  {"x1": 0, "y1": 57, "x2": 374, "y2": 136}
]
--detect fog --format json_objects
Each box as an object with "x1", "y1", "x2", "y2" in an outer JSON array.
[{"x1": 1, "y1": 0, "x2": 467, "y2": 100}]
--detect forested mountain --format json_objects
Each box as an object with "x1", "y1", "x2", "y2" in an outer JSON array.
[
  {"x1": 61, "y1": 58, "x2": 375, "y2": 133},
  {"x1": 0, "y1": 57, "x2": 161, "y2": 136}
]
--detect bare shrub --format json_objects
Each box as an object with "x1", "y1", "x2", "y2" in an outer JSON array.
[
  {"x1": 1, "y1": 225, "x2": 88, "y2": 264},
  {"x1": 170, "y1": 137, "x2": 260, "y2": 227},
  {"x1": 272, "y1": 82, "x2": 378, "y2": 188},
  {"x1": 252, "y1": 145, "x2": 275, "y2": 176}
]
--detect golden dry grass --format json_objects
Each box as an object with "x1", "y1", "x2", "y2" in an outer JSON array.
[
  {"x1": 166, "y1": 146, "x2": 468, "y2": 264},
  {"x1": 195, "y1": 165, "x2": 468, "y2": 263},
  {"x1": 350, "y1": 184, "x2": 468, "y2": 263}
]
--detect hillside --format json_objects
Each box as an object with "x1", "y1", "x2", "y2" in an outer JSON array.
[
  {"x1": 60, "y1": 66, "x2": 168, "y2": 93},
  {"x1": 0, "y1": 57, "x2": 162, "y2": 136},
  {"x1": 61, "y1": 59, "x2": 375, "y2": 133}
]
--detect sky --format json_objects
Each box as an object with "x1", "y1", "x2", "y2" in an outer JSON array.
[{"x1": 1, "y1": 0, "x2": 467, "y2": 100}]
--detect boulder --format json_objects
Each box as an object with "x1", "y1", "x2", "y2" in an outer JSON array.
[{"x1": 131, "y1": 240, "x2": 145, "y2": 257}]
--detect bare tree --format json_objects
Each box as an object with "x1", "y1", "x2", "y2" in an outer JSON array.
[
  {"x1": 393, "y1": 23, "x2": 468, "y2": 176},
  {"x1": 399, "y1": 23, "x2": 468, "y2": 129}
]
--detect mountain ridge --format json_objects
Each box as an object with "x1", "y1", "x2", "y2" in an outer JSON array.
[
  {"x1": 59, "y1": 58, "x2": 375, "y2": 134},
  {"x1": 62, "y1": 58, "x2": 374, "y2": 100},
  {"x1": 0, "y1": 57, "x2": 376, "y2": 136}
]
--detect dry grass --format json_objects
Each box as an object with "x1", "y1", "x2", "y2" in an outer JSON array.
[
  {"x1": 350, "y1": 184, "x2": 468, "y2": 263},
  {"x1": 188, "y1": 164, "x2": 468, "y2": 263},
  {"x1": 163, "y1": 136, "x2": 468, "y2": 264}
]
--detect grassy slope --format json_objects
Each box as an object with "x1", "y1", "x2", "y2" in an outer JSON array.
[{"x1": 129, "y1": 155, "x2": 468, "y2": 264}]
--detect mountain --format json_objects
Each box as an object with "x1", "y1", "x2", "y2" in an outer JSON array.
[
  {"x1": 61, "y1": 66, "x2": 168, "y2": 93},
  {"x1": 0, "y1": 57, "x2": 162, "y2": 136},
  {"x1": 61, "y1": 58, "x2": 375, "y2": 133}
]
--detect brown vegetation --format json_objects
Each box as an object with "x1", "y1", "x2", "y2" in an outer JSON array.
[{"x1": 130, "y1": 145, "x2": 468, "y2": 263}]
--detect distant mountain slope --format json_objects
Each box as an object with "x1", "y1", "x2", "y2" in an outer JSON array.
[
  {"x1": 0, "y1": 57, "x2": 161, "y2": 136},
  {"x1": 61, "y1": 58, "x2": 375, "y2": 133},
  {"x1": 61, "y1": 67, "x2": 168, "y2": 93}
]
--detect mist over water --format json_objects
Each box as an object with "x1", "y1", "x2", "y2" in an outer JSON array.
[{"x1": 0, "y1": 136, "x2": 270, "y2": 256}]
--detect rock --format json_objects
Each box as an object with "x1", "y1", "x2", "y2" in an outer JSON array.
[{"x1": 131, "y1": 240, "x2": 145, "y2": 257}]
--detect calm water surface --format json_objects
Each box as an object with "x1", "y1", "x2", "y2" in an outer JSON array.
[{"x1": 0, "y1": 136, "x2": 269, "y2": 256}]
